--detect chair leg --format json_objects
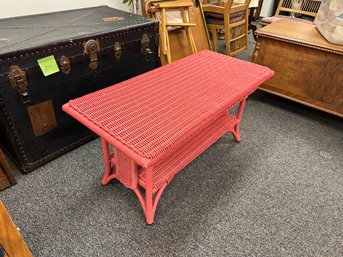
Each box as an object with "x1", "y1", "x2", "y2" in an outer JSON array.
[
  {"x1": 248, "y1": 23, "x2": 257, "y2": 41},
  {"x1": 210, "y1": 28, "x2": 218, "y2": 52},
  {"x1": 248, "y1": 7, "x2": 257, "y2": 41},
  {"x1": 224, "y1": 26, "x2": 231, "y2": 56}
]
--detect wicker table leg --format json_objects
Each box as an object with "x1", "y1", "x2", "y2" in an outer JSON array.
[
  {"x1": 144, "y1": 167, "x2": 154, "y2": 224},
  {"x1": 133, "y1": 175, "x2": 168, "y2": 224},
  {"x1": 230, "y1": 98, "x2": 247, "y2": 142},
  {"x1": 101, "y1": 139, "x2": 117, "y2": 185},
  {"x1": 100, "y1": 139, "x2": 165, "y2": 224}
]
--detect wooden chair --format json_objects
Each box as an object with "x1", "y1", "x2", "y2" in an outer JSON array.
[
  {"x1": 145, "y1": 0, "x2": 211, "y2": 65},
  {"x1": 203, "y1": 0, "x2": 251, "y2": 56},
  {"x1": 260, "y1": 0, "x2": 321, "y2": 26},
  {"x1": 154, "y1": 2, "x2": 197, "y2": 64}
]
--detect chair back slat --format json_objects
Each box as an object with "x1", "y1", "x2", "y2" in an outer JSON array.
[
  {"x1": 203, "y1": 0, "x2": 251, "y2": 56},
  {"x1": 276, "y1": 0, "x2": 321, "y2": 17}
]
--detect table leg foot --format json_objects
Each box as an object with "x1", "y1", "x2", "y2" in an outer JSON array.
[
  {"x1": 232, "y1": 127, "x2": 241, "y2": 142},
  {"x1": 133, "y1": 181, "x2": 168, "y2": 224},
  {"x1": 101, "y1": 174, "x2": 117, "y2": 185},
  {"x1": 133, "y1": 186, "x2": 155, "y2": 224},
  {"x1": 146, "y1": 216, "x2": 154, "y2": 225}
]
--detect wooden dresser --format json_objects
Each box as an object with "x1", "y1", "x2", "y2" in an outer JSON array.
[{"x1": 253, "y1": 20, "x2": 343, "y2": 117}]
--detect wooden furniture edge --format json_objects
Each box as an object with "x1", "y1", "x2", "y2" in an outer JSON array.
[
  {"x1": 258, "y1": 85, "x2": 343, "y2": 118},
  {"x1": 0, "y1": 201, "x2": 33, "y2": 257},
  {"x1": 0, "y1": 148, "x2": 17, "y2": 185},
  {"x1": 255, "y1": 31, "x2": 343, "y2": 55}
]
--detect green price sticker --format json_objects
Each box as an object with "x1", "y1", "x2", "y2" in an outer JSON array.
[{"x1": 37, "y1": 55, "x2": 60, "y2": 77}]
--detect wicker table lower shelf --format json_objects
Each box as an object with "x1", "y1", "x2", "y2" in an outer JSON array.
[
  {"x1": 138, "y1": 112, "x2": 239, "y2": 192},
  {"x1": 101, "y1": 110, "x2": 242, "y2": 219}
]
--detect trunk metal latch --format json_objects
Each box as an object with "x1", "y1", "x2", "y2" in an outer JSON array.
[
  {"x1": 83, "y1": 39, "x2": 100, "y2": 70},
  {"x1": 8, "y1": 65, "x2": 30, "y2": 104}
]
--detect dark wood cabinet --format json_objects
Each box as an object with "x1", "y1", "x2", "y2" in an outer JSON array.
[
  {"x1": 253, "y1": 20, "x2": 343, "y2": 117},
  {"x1": 0, "y1": 148, "x2": 16, "y2": 191}
]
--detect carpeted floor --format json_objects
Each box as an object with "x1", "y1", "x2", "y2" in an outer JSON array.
[{"x1": 1, "y1": 30, "x2": 342, "y2": 257}]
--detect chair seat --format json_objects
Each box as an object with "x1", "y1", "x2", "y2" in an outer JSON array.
[
  {"x1": 203, "y1": 0, "x2": 250, "y2": 56},
  {"x1": 261, "y1": 15, "x2": 314, "y2": 25},
  {"x1": 205, "y1": 11, "x2": 245, "y2": 26}
]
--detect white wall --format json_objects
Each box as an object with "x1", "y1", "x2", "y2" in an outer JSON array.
[
  {"x1": 0, "y1": 0, "x2": 130, "y2": 19},
  {"x1": 260, "y1": 0, "x2": 274, "y2": 17}
]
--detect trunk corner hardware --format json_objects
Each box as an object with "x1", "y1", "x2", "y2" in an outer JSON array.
[
  {"x1": 83, "y1": 39, "x2": 100, "y2": 70},
  {"x1": 114, "y1": 42, "x2": 122, "y2": 60},
  {"x1": 141, "y1": 34, "x2": 152, "y2": 61},
  {"x1": 8, "y1": 65, "x2": 30, "y2": 104},
  {"x1": 60, "y1": 55, "x2": 71, "y2": 75},
  {"x1": 155, "y1": 36, "x2": 159, "y2": 48}
]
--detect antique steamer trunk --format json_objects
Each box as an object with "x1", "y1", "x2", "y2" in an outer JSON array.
[{"x1": 0, "y1": 6, "x2": 159, "y2": 173}]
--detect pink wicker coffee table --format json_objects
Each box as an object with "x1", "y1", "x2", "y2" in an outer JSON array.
[{"x1": 63, "y1": 50, "x2": 274, "y2": 224}]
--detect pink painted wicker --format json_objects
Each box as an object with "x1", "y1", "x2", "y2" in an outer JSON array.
[{"x1": 63, "y1": 50, "x2": 274, "y2": 224}]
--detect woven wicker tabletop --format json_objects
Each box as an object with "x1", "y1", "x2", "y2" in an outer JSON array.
[{"x1": 63, "y1": 50, "x2": 273, "y2": 167}]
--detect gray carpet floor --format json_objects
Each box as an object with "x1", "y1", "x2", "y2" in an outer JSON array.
[{"x1": 1, "y1": 30, "x2": 343, "y2": 257}]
